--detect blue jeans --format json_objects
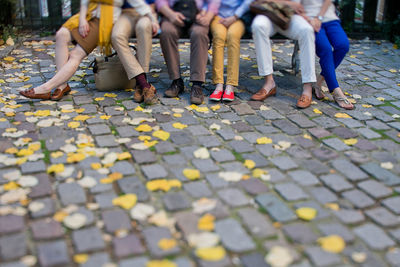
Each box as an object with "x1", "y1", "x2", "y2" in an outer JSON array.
[{"x1": 316, "y1": 20, "x2": 349, "y2": 92}]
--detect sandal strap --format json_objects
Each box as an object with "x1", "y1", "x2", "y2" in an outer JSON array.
[{"x1": 334, "y1": 95, "x2": 351, "y2": 104}]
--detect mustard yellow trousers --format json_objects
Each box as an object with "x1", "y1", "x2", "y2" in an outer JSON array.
[{"x1": 211, "y1": 16, "x2": 245, "y2": 86}]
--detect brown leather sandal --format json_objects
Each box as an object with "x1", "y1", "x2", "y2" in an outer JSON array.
[
  {"x1": 51, "y1": 84, "x2": 71, "y2": 101},
  {"x1": 19, "y1": 88, "x2": 51, "y2": 100},
  {"x1": 332, "y1": 93, "x2": 354, "y2": 110}
]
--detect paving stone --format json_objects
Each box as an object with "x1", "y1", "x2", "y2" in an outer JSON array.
[
  {"x1": 382, "y1": 197, "x2": 400, "y2": 214},
  {"x1": 88, "y1": 124, "x2": 111, "y2": 135},
  {"x1": 0, "y1": 233, "x2": 26, "y2": 260},
  {"x1": 232, "y1": 121, "x2": 253, "y2": 132},
  {"x1": 305, "y1": 246, "x2": 342, "y2": 266},
  {"x1": 210, "y1": 149, "x2": 235, "y2": 162},
  {"x1": 183, "y1": 181, "x2": 212, "y2": 198},
  {"x1": 283, "y1": 223, "x2": 319, "y2": 244},
  {"x1": 333, "y1": 209, "x2": 365, "y2": 224},
  {"x1": 20, "y1": 160, "x2": 46, "y2": 174},
  {"x1": 342, "y1": 189, "x2": 375, "y2": 209},
  {"x1": 274, "y1": 183, "x2": 309, "y2": 201},
  {"x1": 192, "y1": 158, "x2": 220, "y2": 172},
  {"x1": 141, "y1": 164, "x2": 168, "y2": 180},
  {"x1": 317, "y1": 223, "x2": 355, "y2": 243},
  {"x1": 0, "y1": 215, "x2": 24, "y2": 234},
  {"x1": 116, "y1": 126, "x2": 139, "y2": 137},
  {"x1": 72, "y1": 227, "x2": 106, "y2": 253},
  {"x1": 143, "y1": 226, "x2": 180, "y2": 257},
  {"x1": 132, "y1": 150, "x2": 157, "y2": 164},
  {"x1": 390, "y1": 228, "x2": 400, "y2": 243},
  {"x1": 322, "y1": 138, "x2": 351, "y2": 151},
  {"x1": 117, "y1": 177, "x2": 149, "y2": 201},
  {"x1": 37, "y1": 240, "x2": 70, "y2": 267},
  {"x1": 366, "y1": 119, "x2": 391, "y2": 130},
  {"x1": 354, "y1": 223, "x2": 395, "y2": 250},
  {"x1": 293, "y1": 201, "x2": 331, "y2": 220},
  {"x1": 270, "y1": 156, "x2": 298, "y2": 170},
  {"x1": 175, "y1": 211, "x2": 200, "y2": 237},
  {"x1": 231, "y1": 103, "x2": 256, "y2": 115},
  {"x1": 256, "y1": 143, "x2": 282, "y2": 157},
  {"x1": 239, "y1": 178, "x2": 269, "y2": 195},
  {"x1": 312, "y1": 116, "x2": 340, "y2": 129},
  {"x1": 119, "y1": 256, "x2": 148, "y2": 267},
  {"x1": 28, "y1": 173, "x2": 53, "y2": 198},
  {"x1": 217, "y1": 188, "x2": 250, "y2": 207},
  {"x1": 205, "y1": 173, "x2": 229, "y2": 189},
  {"x1": 155, "y1": 141, "x2": 176, "y2": 154},
  {"x1": 242, "y1": 152, "x2": 269, "y2": 167},
  {"x1": 287, "y1": 114, "x2": 316, "y2": 128},
  {"x1": 197, "y1": 135, "x2": 222, "y2": 148},
  {"x1": 294, "y1": 136, "x2": 315, "y2": 149},
  {"x1": 31, "y1": 218, "x2": 64, "y2": 240},
  {"x1": 357, "y1": 180, "x2": 393, "y2": 199},
  {"x1": 288, "y1": 170, "x2": 319, "y2": 186},
  {"x1": 228, "y1": 140, "x2": 254, "y2": 153},
  {"x1": 29, "y1": 197, "x2": 55, "y2": 218},
  {"x1": 310, "y1": 187, "x2": 338, "y2": 204},
  {"x1": 308, "y1": 127, "x2": 332, "y2": 139},
  {"x1": 355, "y1": 127, "x2": 382, "y2": 139},
  {"x1": 240, "y1": 252, "x2": 269, "y2": 267},
  {"x1": 319, "y1": 174, "x2": 353, "y2": 193},
  {"x1": 81, "y1": 253, "x2": 111, "y2": 267},
  {"x1": 361, "y1": 162, "x2": 400, "y2": 186},
  {"x1": 215, "y1": 218, "x2": 256, "y2": 252},
  {"x1": 386, "y1": 248, "x2": 400, "y2": 267},
  {"x1": 331, "y1": 159, "x2": 368, "y2": 181},
  {"x1": 272, "y1": 119, "x2": 302, "y2": 135},
  {"x1": 216, "y1": 128, "x2": 236, "y2": 141},
  {"x1": 110, "y1": 160, "x2": 136, "y2": 175},
  {"x1": 365, "y1": 207, "x2": 400, "y2": 227},
  {"x1": 237, "y1": 208, "x2": 276, "y2": 238},
  {"x1": 245, "y1": 115, "x2": 264, "y2": 125},
  {"x1": 170, "y1": 131, "x2": 194, "y2": 145},
  {"x1": 95, "y1": 134, "x2": 118, "y2": 147},
  {"x1": 113, "y1": 234, "x2": 145, "y2": 258},
  {"x1": 58, "y1": 182, "x2": 87, "y2": 206},
  {"x1": 102, "y1": 209, "x2": 132, "y2": 233},
  {"x1": 332, "y1": 127, "x2": 359, "y2": 139},
  {"x1": 255, "y1": 193, "x2": 296, "y2": 222},
  {"x1": 336, "y1": 118, "x2": 364, "y2": 128},
  {"x1": 163, "y1": 192, "x2": 191, "y2": 211}
]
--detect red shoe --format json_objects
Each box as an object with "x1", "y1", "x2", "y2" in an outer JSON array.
[
  {"x1": 209, "y1": 89, "x2": 223, "y2": 101},
  {"x1": 222, "y1": 90, "x2": 234, "y2": 101}
]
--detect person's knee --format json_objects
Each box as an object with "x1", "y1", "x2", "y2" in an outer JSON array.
[
  {"x1": 251, "y1": 17, "x2": 268, "y2": 33},
  {"x1": 111, "y1": 28, "x2": 128, "y2": 47},
  {"x1": 299, "y1": 24, "x2": 314, "y2": 39},
  {"x1": 190, "y1": 27, "x2": 208, "y2": 42},
  {"x1": 136, "y1": 17, "x2": 152, "y2": 34},
  {"x1": 212, "y1": 30, "x2": 226, "y2": 44},
  {"x1": 56, "y1": 28, "x2": 70, "y2": 42},
  {"x1": 335, "y1": 38, "x2": 350, "y2": 54},
  {"x1": 316, "y1": 41, "x2": 332, "y2": 57},
  {"x1": 160, "y1": 23, "x2": 178, "y2": 40},
  {"x1": 70, "y1": 47, "x2": 86, "y2": 61},
  {"x1": 227, "y1": 31, "x2": 241, "y2": 44}
]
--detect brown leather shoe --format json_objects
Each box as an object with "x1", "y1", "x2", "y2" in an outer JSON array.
[
  {"x1": 20, "y1": 88, "x2": 51, "y2": 100},
  {"x1": 165, "y1": 78, "x2": 184, "y2": 98},
  {"x1": 296, "y1": 94, "x2": 312, "y2": 109},
  {"x1": 250, "y1": 87, "x2": 276, "y2": 101},
  {"x1": 143, "y1": 84, "x2": 158, "y2": 105},
  {"x1": 133, "y1": 86, "x2": 144, "y2": 103},
  {"x1": 51, "y1": 84, "x2": 71, "y2": 101}
]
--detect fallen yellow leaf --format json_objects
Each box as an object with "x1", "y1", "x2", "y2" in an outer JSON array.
[
  {"x1": 172, "y1": 122, "x2": 188, "y2": 129},
  {"x1": 343, "y1": 138, "x2": 358, "y2": 146},
  {"x1": 100, "y1": 115, "x2": 111, "y2": 120},
  {"x1": 146, "y1": 260, "x2": 177, "y2": 267},
  {"x1": 362, "y1": 104, "x2": 372, "y2": 108},
  {"x1": 377, "y1": 97, "x2": 385, "y2": 101},
  {"x1": 296, "y1": 207, "x2": 317, "y2": 221},
  {"x1": 73, "y1": 115, "x2": 91, "y2": 121},
  {"x1": 3, "y1": 56, "x2": 15, "y2": 62},
  {"x1": 318, "y1": 235, "x2": 346, "y2": 253},
  {"x1": 153, "y1": 130, "x2": 170, "y2": 141},
  {"x1": 158, "y1": 238, "x2": 177, "y2": 250},
  {"x1": 73, "y1": 254, "x2": 89, "y2": 264},
  {"x1": 243, "y1": 159, "x2": 256, "y2": 169},
  {"x1": 183, "y1": 169, "x2": 200, "y2": 180},
  {"x1": 117, "y1": 152, "x2": 131, "y2": 161},
  {"x1": 195, "y1": 246, "x2": 226, "y2": 261},
  {"x1": 104, "y1": 93, "x2": 117, "y2": 98},
  {"x1": 91, "y1": 163, "x2": 102, "y2": 170},
  {"x1": 252, "y1": 168, "x2": 267, "y2": 178},
  {"x1": 313, "y1": 108, "x2": 322, "y2": 115},
  {"x1": 135, "y1": 124, "x2": 153, "y2": 132},
  {"x1": 334, "y1": 113, "x2": 351, "y2": 118},
  {"x1": 112, "y1": 194, "x2": 137, "y2": 210},
  {"x1": 47, "y1": 164, "x2": 65, "y2": 174},
  {"x1": 198, "y1": 214, "x2": 215, "y2": 231},
  {"x1": 139, "y1": 135, "x2": 152, "y2": 141},
  {"x1": 324, "y1": 203, "x2": 340, "y2": 211},
  {"x1": 146, "y1": 179, "x2": 182, "y2": 192},
  {"x1": 257, "y1": 137, "x2": 273, "y2": 144},
  {"x1": 53, "y1": 211, "x2": 68, "y2": 222},
  {"x1": 3, "y1": 181, "x2": 19, "y2": 191},
  {"x1": 210, "y1": 105, "x2": 220, "y2": 111}
]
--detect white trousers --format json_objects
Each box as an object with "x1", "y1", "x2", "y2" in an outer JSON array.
[{"x1": 251, "y1": 14, "x2": 317, "y2": 83}]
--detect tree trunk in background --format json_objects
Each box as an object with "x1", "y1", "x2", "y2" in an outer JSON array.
[
  {"x1": 363, "y1": 0, "x2": 378, "y2": 25},
  {"x1": 47, "y1": 0, "x2": 62, "y2": 29}
]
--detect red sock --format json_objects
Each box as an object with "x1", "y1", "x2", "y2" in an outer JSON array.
[{"x1": 135, "y1": 73, "x2": 150, "y2": 89}]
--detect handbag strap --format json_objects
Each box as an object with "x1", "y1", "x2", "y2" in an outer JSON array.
[{"x1": 89, "y1": 45, "x2": 137, "y2": 72}]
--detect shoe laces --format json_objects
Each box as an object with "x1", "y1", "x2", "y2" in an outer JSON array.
[{"x1": 192, "y1": 85, "x2": 203, "y2": 97}]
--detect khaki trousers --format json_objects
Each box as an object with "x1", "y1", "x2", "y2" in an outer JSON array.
[
  {"x1": 111, "y1": 9, "x2": 153, "y2": 79},
  {"x1": 160, "y1": 19, "x2": 209, "y2": 82},
  {"x1": 211, "y1": 16, "x2": 245, "y2": 86}
]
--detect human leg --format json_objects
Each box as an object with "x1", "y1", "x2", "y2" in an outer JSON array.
[
  {"x1": 136, "y1": 15, "x2": 153, "y2": 73},
  {"x1": 55, "y1": 27, "x2": 72, "y2": 91},
  {"x1": 211, "y1": 16, "x2": 227, "y2": 86},
  {"x1": 251, "y1": 15, "x2": 277, "y2": 101},
  {"x1": 160, "y1": 20, "x2": 182, "y2": 81},
  {"x1": 226, "y1": 19, "x2": 245, "y2": 87}
]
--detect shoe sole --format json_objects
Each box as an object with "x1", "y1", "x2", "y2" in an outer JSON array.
[
  {"x1": 222, "y1": 97, "x2": 234, "y2": 101},
  {"x1": 209, "y1": 97, "x2": 221, "y2": 101},
  {"x1": 164, "y1": 87, "x2": 184, "y2": 98},
  {"x1": 51, "y1": 90, "x2": 71, "y2": 101}
]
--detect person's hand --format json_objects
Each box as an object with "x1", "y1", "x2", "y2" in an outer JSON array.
[
  {"x1": 196, "y1": 11, "x2": 214, "y2": 27},
  {"x1": 79, "y1": 18, "x2": 89, "y2": 38},
  {"x1": 287, "y1": 2, "x2": 304, "y2": 14},
  {"x1": 220, "y1": 16, "x2": 237, "y2": 28},
  {"x1": 169, "y1": 11, "x2": 186, "y2": 27},
  {"x1": 310, "y1": 18, "x2": 321, "y2": 32},
  {"x1": 152, "y1": 22, "x2": 160, "y2": 36}
]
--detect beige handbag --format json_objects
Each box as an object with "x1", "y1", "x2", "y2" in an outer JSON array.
[{"x1": 90, "y1": 51, "x2": 136, "y2": 91}]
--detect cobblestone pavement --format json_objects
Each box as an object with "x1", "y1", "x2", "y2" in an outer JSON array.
[{"x1": 0, "y1": 37, "x2": 400, "y2": 267}]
